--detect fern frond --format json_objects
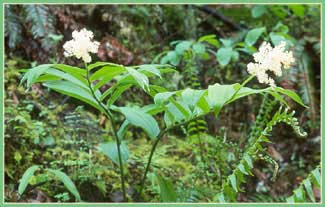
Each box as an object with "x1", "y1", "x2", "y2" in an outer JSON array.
[
  {"x1": 286, "y1": 166, "x2": 320, "y2": 203},
  {"x1": 249, "y1": 193, "x2": 286, "y2": 202},
  {"x1": 254, "y1": 153, "x2": 279, "y2": 181},
  {"x1": 5, "y1": 5, "x2": 22, "y2": 48},
  {"x1": 214, "y1": 106, "x2": 307, "y2": 202},
  {"x1": 23, "y1": 5, "x2": 55, "y2": 38},
  {"x1": 247, "y1": 94, "x2": 277, "y2": 149}
]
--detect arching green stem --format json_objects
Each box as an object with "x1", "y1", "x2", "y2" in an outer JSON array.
[{"x1": 84, "y1": 63, "x2": 127, "y2": 201}]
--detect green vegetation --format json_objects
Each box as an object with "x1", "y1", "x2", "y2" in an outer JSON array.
[{"x1": 4, "y1": 4, "x2": 320, "y2": 203}]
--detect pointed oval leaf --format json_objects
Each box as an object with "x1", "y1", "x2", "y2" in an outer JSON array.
[
  {"x1": 43, "y1": 80, "x2": 102, "y2": 112},
  {"x1": 245, "y1": 27, "x2": 266, "y2": 46},
  {"x1": 106, "y1": 84, "x2": 132, "y2": 106},
  {"x1": 116, "y1": 107, "x2": 160, "y2": 139},
  {"x1": 98, "y1": 141, "x2": 130, "y2": 165},
  {"x1": 216, "y1": 47, "x2": 233, "y2": 66},
  {"x1": 88, "y1": 62, "x2": 122, "y2": 71},
  {"x1": 125, "y1": 67, "x2": 149, "y2": 91},
  {"x1": 275, "y1": 87, "x2": 307, "y2": 108},
  {"x1": 229, "y1": 174, "x2": 238, "y2": 192},
  {"x1": 20, "y1": 64, "x2": 53, "y2": 88},
  {"x1": 154, "y1": 91, "x2": 177, "y2": 105},
  {"x1": 175, "y1": 40, "x2": 192, "y2": 55},
  {"x1": 44, "y1": 68, "x2": 88, "y2": 90},
  {"x1": 47, "y1": 169, "x2": 81, "y2": 201},
  {"x1": 155, "y1": 173, "x2": 177, "y2": 202},
  {"x1": 18, "y1": 165, "x2": 40, "y2": 196},
  {"x1": 90, "y1": 66, "x2": 126, "y2": 82}
]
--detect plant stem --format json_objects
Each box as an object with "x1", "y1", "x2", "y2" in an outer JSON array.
[
  {"x1": 137, "y1": 117, "x2": 200, "y2": 199},
  {"x1": 137, "y1": 129, "x2": 166, "y2": 199},
  {"x1": 84, "y1": 63, "x2": 127, "y2": 201},
  {"x1": 137, "y1": 76, "x2": 256, "y2": 199}
]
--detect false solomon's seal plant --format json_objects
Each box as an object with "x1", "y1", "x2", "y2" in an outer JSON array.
[{"x1": 20, "y1": 28, "x2": 308, "y2": 202}]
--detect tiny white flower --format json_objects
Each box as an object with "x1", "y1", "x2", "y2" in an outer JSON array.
[
  {"x1": 247, "y1": 41, "x2": 295, "y2": 87},
  {"x1": 63, "y1": 28, "x2": 100, "y2": 63}
]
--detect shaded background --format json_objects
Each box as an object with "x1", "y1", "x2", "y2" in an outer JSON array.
[{"x1": 4, "y1": 4, "x2": 320, "y2": 202}]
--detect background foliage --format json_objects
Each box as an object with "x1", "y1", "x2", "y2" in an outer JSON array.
[{"x1": 4, "y1": 4, "x2": 320, "y2": 203}]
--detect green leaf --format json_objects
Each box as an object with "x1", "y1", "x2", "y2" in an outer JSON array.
[
  {"x1": 275, "y1": 87, "x2": 307, "y2": 108},
  {"x1": 229, "y1": 174, "x2": 238, "y2": 192},
  {"x1": 216, "y1": 47, "x2": 233, "y2": 66},
  {"x1": 196, "y1": 93, "x2": 210, "y2": 114},
  {"x1": 51, "y1": 64, "x2": 88, "y2": 87},
  {"x1": 311, "y1": 168, "x2": 321, "y2": 187},
  {"x1": 289, "y1": 5, "x2": 305, "y2": 18},
  {"x1": 198, "y1": 34, "x2": 220, "y2": 47},
  {"x1": 44, "y1": 68, "x2": 88, "y2": 90},
  {"x1": 141, "y1": 104, "x2": 165, "y2": 115},
  {"x1": 223, "y1": 184, "x2": 236, "y2": 202},
  {"x1": 245, "y1": 27, "x2": 266, "y2": 46},
  {"x1": 163, "y1": 101, "x2": 187, "y2": 127},
  {"x1": 32, "y1": 74, "x2": 60, "y2": 82},
  {"x1": 52, "y1": 64, "x2": 85, "y2": 76},
  {"x1": 92, "y1": 66, "x2": 126, "y2": 92},
  {"x1": 251, "y1": 5, "x2": 267, "y2": 18},
  {"x1": 148, "y1": 85, "x2": 169, "y2": 97},
  {"x1": 47, "y1": 169, "x2": 81, "y2": 201},
  {"x1": 90, "y1": 65, "x2": 126, "y2": 82},
  {"x1": 206, "y1": 83, "x2": 237, "y2": 115},
  {"x1": 18, "y1": 165, "x2": 40, "y2": 196},
  {"x1": 20, "y1": 64, "x2": 52, "y2": 88},
  {"x1": 268, "y1": 90, "x2": 289, "y2": 107},
  {"x1": 269, "y1": 32, "x2": 290, "y2": 46},
  {"x1": 170, "y1": 98, "x2": 191, "y2": 120},
  {"x1": 272, "y1": 22, "x2": 289, "y2": 33},
  {"x1": 237, "y1": 163, "x2": 249, "y2": 175},
  {"x1": 293, "y1": 187, "x2": 305, "y2": 202},
  {"x1": 231, "y1": 50, "x2": 239, "y2": 62},
  {"x1": 154, "y1": 91, "x2": 177, "y2": 105},
  {"x1": 14, "y1": 151, "x2": 22, "y2": 163},
  {"x1": 88, "y1": 62, "x2": 122, "y2": 71},
  {"x1": 117, "y1": 120, "x2": 129, "y2": 140},
  {"x1": 270, "y1": 5, "x2": 288, "y2": 19},
  {"x1": 161, "y1": 51, "x2": 181, "y2": 66},
  {"x1": 138, "y1": 64, "x2": 162, "y2": 79},
  {"x1": 235, "y1": 170, "x2": 246, "y2": 187},
  {"x1": 43, "y1": 80, "x2": 102, "y2": 112},
  {"x1": 106, "y1": 84, "x2": 132, "y2": 106},
  {"x1": 175, "y1": 40, "x2": 192, "y2": 55},
  {"x1": 155, "y1": 173, "x2": 177, "y2": 202},
  {"x1": 220, "y1": 38, "x2": 233, "y2": 47},
  {"x1": 192, "y1": 43, "x2": 206, "y2": 55},
  {"x1": 286, "y1": 195, "x2": 295, "y2": 203},
  {"x1": 181, "y1": 88, "x2": 205, "y2": 108},
  {"x1": 214, "y1": 192, "x2": 225, "y2": 203},
  {"x1": 98, "y1": 141, "x2": 130, "y2": 165},
  {"x1": 303, "y1": 179, "x2": 315, "y2": 202},
  {"x1": 243, "y1": 154, "x2": 253, "y2": 169},
  {"x1": 125, "y1": 67, "x2": 149, "y2": 91},
  {"x1": 116, "y1": 107, "x2": 160, "y2": 139}
]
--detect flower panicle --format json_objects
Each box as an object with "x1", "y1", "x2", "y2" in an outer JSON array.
[
  {"x1": 63, "y1": 28, "x2": 100, "y2": 63},
  {"x1": 247, "y1": 41, "x2": 295, "y2": 87}
]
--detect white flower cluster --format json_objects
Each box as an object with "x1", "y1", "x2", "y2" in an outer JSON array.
[
  {"x1": 63, "y1": 28, "x2": 100, "y2": 63},
  {"x1": 247, "y1": 41, "x2": 295, "y2": 87}
]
